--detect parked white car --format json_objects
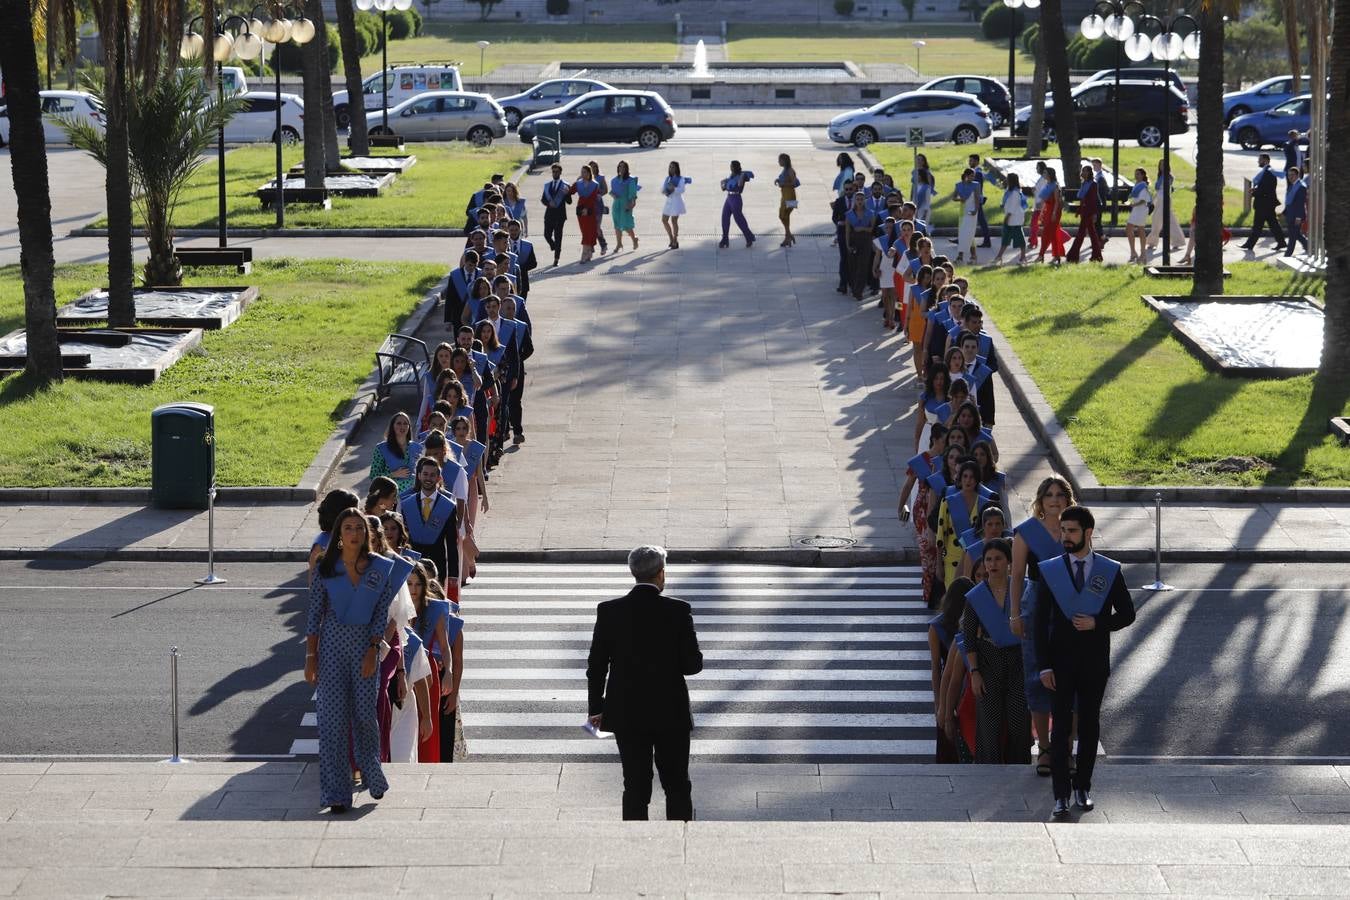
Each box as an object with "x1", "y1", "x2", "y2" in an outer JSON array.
[
  {"x1": 224, "y1": 91, "x2": 304, "y2": 144},
  {"x1": 0, "y1": 90, "x2": 104, "y2": 146},
  {"x1": 334, "y1": 65, "x2": 463, "y2": 130},
  {"x1": 366, "y1": 90, "x2": 506, "y2": 145},
  {"x1": 495, "y1": 77, "x2": 615, "y2": 129},
  {"x1": 178, "y1": 65, "x2": 248, "y2": 96},
  {"x1": 828, "y1": 90, "x2": 992, "y2": 147}
]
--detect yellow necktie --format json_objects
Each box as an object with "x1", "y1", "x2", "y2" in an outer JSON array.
[{"x1": 422, "y1": 496, "x2": 433, "y2": 521}]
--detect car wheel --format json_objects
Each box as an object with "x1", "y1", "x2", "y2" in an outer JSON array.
[
  {"x1": 1237, "y1": 126, "x2": 1262, "y2": 151},
  {"x1": 273, "y1": 126, "x2": 301, "y2": 146},
  {"x1": 989, "y1": 110, "x2": 1006, "y2": 129},
  {"x1": 1137, "y1": 123, "x2": 1163, "y2": 148},
  {"x1": 369, "y1": 125, "x2": 394, "y2": 137},
  {"x1": 952, "y1": 125, "x2": 979, "y2": 145},
  {"x1": 467, "y1": 126, "x2": 493, "y2": 147},
  {"x1": 1226, "y1": 104, "x2": 1250, "y2": 125},
  {"x1": 504, "y1": 108, "x2": 522, "y2": 129},
  {"x1": 335, "y1": 105, "x2": 350, "y2": 131},
  {"x1": 637, "y1": 127, "x2": 662, "y2": 149},
  {"x1": 851, "y1": 126, "x2": 878, "y2": 147}
]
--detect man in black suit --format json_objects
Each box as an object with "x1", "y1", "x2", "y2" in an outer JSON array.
[
  {"x1": 540, "y1": 163, "x2": 571, "y2": 267},
  {"x1": 586, "y1": 545, "x2": 703, "y2": 821},
  {"x1": 1034, "y1": 505, "x2": 1136, "y2": 817},
  {"x1": 1242, "y1": 153, "x2": 1287, "y2": 252}
]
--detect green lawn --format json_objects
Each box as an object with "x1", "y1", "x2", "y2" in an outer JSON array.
[
  {"x1": 0, "y1": 259, "x2": 445, "y2": 487},
  {"x1": 973, "y1": 263, "x2": 1344, "y2": 487},
  {"x1": 726, "y1": 23, "x2": 1034, "y2": 77},
  {"x1": 129, "y1": 143, "x2": 527, "y2": 231},
  {"x1": 361, "y1": 23, "x2": 678, "y2": 76},
  {"x1": 869, "y1": 143, "x2": 1250, "y2": 229}
]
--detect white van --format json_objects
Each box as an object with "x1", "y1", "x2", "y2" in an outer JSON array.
[
  {"x1": 178, "y1": 65, "x2": 248, "y2": 96},
  {"x1": 332, "y1": 65, "x2": 462, "y2": 129}
]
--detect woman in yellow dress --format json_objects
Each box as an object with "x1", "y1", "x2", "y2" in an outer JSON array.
[{"x1": 775, "y1": 153, "x2": 799, "y2": 247}]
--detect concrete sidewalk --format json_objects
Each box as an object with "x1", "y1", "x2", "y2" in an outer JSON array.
[{"x1": 3, "y1": 762, "x2": 1350, "y2": 896}]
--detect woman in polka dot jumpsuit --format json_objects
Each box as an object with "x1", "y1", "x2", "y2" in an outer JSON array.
[{"x1": 305, "y1": 509, "x2": 402, "y2": 812}]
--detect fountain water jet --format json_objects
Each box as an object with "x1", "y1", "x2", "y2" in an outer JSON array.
[{"x1": 692, "y1": 39, "x2": 709, "y2": 78}]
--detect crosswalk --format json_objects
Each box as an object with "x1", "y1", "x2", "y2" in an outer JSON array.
[
  {"x1": 288, "y1": 564, "x2": 937, "y2": 761},
  {"x1": 460, "y1": 564, "x2": 935, "y2": 762}
]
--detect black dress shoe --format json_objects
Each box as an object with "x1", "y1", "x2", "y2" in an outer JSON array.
[
  {"x1": 1052, "y1": 797, "x2": 1070, "y2": 818},
  {"x1": 329, "y1": 804, "x2": 348, "y2": 814},
  {"x1": 371, "y1": 789, "x2": 385, "y2": 800},
  {"x1": 1073, "y1": 789, "x2": 1094, "y2": 811}
]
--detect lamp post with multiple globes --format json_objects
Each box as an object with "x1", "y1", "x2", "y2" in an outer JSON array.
[
  {"x1": 181, "y1": 14, "x2": 264, "y2": 248},
  {"x1": 1078, "y1": 0, "x2": 1146, "y2": 227},
  {"x1": 356, "y1": 0, "x2": 414, "y2": 142},
  {"x1": 245, "y1": 5, "x2": 314, "y2": 228},
  {"x1": 1002, "y1": 0, "x2": 1039, "y2": 135}
]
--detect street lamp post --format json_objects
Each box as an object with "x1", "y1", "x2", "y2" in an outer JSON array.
[
  {"x1": 477, "y1": 40, "x2": 491, "y2": 78},
  {"x1": 1002, "y1": 0, "x2": 1039, "y2": 135},
  {"x1": 1123, "y1": 12, "x2": 1199, "y2": 265},
  {"x1": 1080, "y1": 0, "x2": 1146, "y2": 228},
  {"x1": 912, "y1": 40, "x2": 926, "y2": 76},
  {"x1": 249, "y1": 6, "x2": 314, "y2": 229},
  {"x1": 182, "y1": 14, "x2": 265, "y2": 249},
  {"x1": 357, "y1": 0, "x2": 413, "y2": 141}
]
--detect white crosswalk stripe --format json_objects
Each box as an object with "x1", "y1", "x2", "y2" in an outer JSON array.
[
  {"x1": 290, "y1": 564, "x2": 938, "y2": 761},
  {"x1": 459, "y1": 564, "x2": 935, "y2": 763}
]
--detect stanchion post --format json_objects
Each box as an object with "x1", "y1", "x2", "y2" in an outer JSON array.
[
  {"x1": 1141, "y1": 490, "x2": 1174, "y2": 591},
  {"x1": 162, "y1": 647, "x2": 191, "y2": 764},
  {"x1": 196, "y1": 483, "x2": 227, "y2": 585}
]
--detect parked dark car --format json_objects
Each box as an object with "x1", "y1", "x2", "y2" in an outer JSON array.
[
  {"x1": 1083, "y1": 67, "x2": 1187, "y2": 97},
  {"x1": 518, "y1": 89, "x2": 676, "y2": 148},
  {"x1": 1014, "y1": 79, "x2": 1188, "y2": 148},
  {"x1": 918, "y1": 75, "x2": 1011, "y2": 128}
]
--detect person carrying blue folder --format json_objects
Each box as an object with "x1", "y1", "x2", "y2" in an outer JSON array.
[{"x1": 1034, "y1": 505, "x2": 1136, "y2": 817}]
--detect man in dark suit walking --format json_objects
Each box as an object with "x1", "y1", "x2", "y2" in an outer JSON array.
[
  {"x1": 587, "y1": 545, "x2": 703, "y2": 821},
  {"x1": 1242, "y1": 153, "x2": 1287, "y2": 252},
  {"x1": 1034, "y1": 505, "x2": 1136, "y2": 818},
  {"x1": 540, "y1": 163, "x2": 571, "y2": 267}
]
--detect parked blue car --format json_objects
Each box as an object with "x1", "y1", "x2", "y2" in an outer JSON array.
[
  {"x1": 1227, "y1": 95, "x2": 1311, "y2": 151},
  {"x1": 1222, "y1": 75, "x2": 1308, "y2": 124}
]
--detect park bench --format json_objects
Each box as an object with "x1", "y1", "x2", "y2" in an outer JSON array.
[
  {"x1": 256, "y1": 186, "x2": 331, "y2": 210},
  {"x1": 374, "y1": 332, "x2": 431, "y2": 406},
  {"x1": 175, "y1": 246, "x2": 253, "y2": 275}
]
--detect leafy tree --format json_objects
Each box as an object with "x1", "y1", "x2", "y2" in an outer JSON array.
[
  {"x1": 1193, "y1": 1, "x2": 1234, "y2": 296},
  {"x1": 334, "y1": 0, "x2": 369, "y2": 155},
  {"x1": 0, "y1": 0, "x2": 62, "y2": 383},
  {"x1": 1039, "y1": 0, "x2": 1082, "y2": 188},
  {"x1": 901, "y1": 0, "x2": 917, "y2": 20},
  {"x1": 1224, "y1": 16, "x2": 1286, "y2": 84},
  {"x1": 981, "y1": 2, "x2": 1026, "y2": 39},
  {"x1": 61, "y1": 61, "x2": 243, "y2": 286},
  {"x1": 466, "y1": 0, "x2": 502, "y2": 20}
]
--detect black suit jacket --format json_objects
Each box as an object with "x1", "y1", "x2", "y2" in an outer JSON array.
[
  {"x1": 1034, "y1": 553, "x2": 1136, "y2": 677},
  {"x1": 586, "y1": 584, "x2": 703, "y2": 733},
  {"x1": 1252, "y1": 167, "x2": 1280, "y2": 211}
]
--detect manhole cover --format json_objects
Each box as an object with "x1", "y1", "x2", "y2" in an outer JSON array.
[{"x1": 797, "y1": 536, "x2": 856, "y2": 548}]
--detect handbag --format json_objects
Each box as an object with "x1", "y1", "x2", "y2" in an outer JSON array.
[{"x1": 785, "y1": 200, "x2": 798, "y2": 209}]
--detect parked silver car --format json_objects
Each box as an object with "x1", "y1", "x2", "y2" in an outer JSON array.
[
  {"x1": 366, "y1": 90, "x2": 507, "y2": 145},
  {"x1": 495, "y1": 77, "x2": 615, "y2": 129},
  {"x1": 828, "y1": 90, "x2": 992, "y2": 147}
]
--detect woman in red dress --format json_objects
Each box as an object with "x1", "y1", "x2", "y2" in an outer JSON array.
[{"x1": 570, "y1": 164, "x2": 602, "y2": 263}]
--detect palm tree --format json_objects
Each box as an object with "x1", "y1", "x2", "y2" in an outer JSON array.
[
  {"x1": 0, "y1": 0, "x2": 63, "y2": 383},
  {"x1": 1191, "y1": 1, "x2": 1232, "y2": 295},
  {"x1": 1322, "y1": 0, "x2": 1347, "y2": 379},
  {"x1": 1282, "y1": 0, "x2": 1302, "y2": 85},
  {"x1": 1039, "y1": 0, "x2": 1083, "y2": 188},
  {"x1": 334, "y1": 0, "x2": 370, "y2": 156},
  {"x1": 300, "y1": 0, "x2": 341, "y2": 184},
  {"x1": 62, "y1": 60, "x2": 243, "y2": 287}
]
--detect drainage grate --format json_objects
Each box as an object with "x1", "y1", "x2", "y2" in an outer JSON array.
[{"x1": 797, "y1": 536, "x2": 856, "y2": 548}]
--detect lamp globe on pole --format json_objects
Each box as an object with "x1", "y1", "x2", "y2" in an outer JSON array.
[{"x1": 290, "y1": 15, "x2": 315, "y2": 42}]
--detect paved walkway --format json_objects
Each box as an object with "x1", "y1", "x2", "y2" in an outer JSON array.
[{"x1": 3, "y1": 761, "x2": 1350, "y2": 895}]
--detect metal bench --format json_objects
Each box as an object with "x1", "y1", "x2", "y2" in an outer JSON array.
[
  {"x1": 992, "y1": 136, "x2": 1028, "y2": 151},
  {"x1": 374, "y1": 332, "x2": 431, "y2": 405},
  {"x1": 257, "y1": 186, "x2": 331, "y2": 210},
  {"x1": 175, "y1": 246, "x2": 253, "y2": 275}
]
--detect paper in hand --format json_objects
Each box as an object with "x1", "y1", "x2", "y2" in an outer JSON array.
[{"x1": 581, "y1": 720, "x2": 613, "y2": 739}]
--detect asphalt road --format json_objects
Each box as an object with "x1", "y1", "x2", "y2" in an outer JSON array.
[{"x1": 1, "y1": 560, "x2": 1346, "y2": 762}]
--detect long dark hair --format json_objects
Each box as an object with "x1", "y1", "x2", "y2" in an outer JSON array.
[
  {"x1": 365, "y1": 476, "x2": 399, "y2": 514},
  {"x1": 318, "y1": 489, "x2": 360, "y2": 534},
  {"x1": 430, "y1": 341, "x2": 455, "y2": 381},
  {"x1": 471, "y1": 276, "x2": 492, "y2": 301},
  {"x1": 385, "y1": 412, "x2": 412, "y2": 458},
  {"x1": 940, "y1": 576, "x2": 974, "y2": 642},
  {"x1": 380, "y1": 510, "x2": 410, "y2": 550},
  {"x1": 971, "y1": 441, "x2": 998, "y2": 482},
  {"x1": 616, "y1": 160, "x2": 630, "y2": 178},
  {"x1": 729, "y1": 160, "x2": 742, "y2": 175},
  {"x1": 836, "y1": 152, "x2": 854, "y2": 171},
  {"x1": 954, "y1": 399, "x2": 983, "y2": 436},
  {"x1": 318, "y1": 507, "x2": 370, "y2": 578},
  {"x1": 476, "y1": 320, "x2": 500, "y2": 352},
  {"x1": 923, "y1": 366, "x2": 950, "y2": 402}
]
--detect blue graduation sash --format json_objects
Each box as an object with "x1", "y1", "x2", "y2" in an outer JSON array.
[
  {"x1": 440, "y1": 458, "x2": 466, "y2": 493},
  {"x1": 1015, "y1": 516, "x2": 1061, "y2": 564},
  {"x1": 928, "y1": 612, "x2": 949, "y2": 653},
  {"x1": 964, "y1": 362, "x2": 993, "y2": 393},
  {"x1": 401, "y1": 625, "x2": 424, "y2": 675},
  {"x1": 386, "y1": 553, "x2": 415, "y2": 597},
  {"x1": 321, "y1": 555, "x2": 394, "y2": 625},
  {"x1": 313, "y1": 532, "x2": 330, "y2": 551},
  {"x1": 945, "y1": 486, "x2": 995, "y2": 534},
  {"x1": 462, "y1": 440, "x2": 486, "y2": 479},
  {"x1": 575, "y1": 180, "x2": 598, "y2": 200},
  {"x1": 923, "y1": 397, "x2": 951, "y2": 423},
  {"x1": 446, "y1": 440, "x2": 468, "y2": 470},
  {"x1": 377, "y1": 440, "x2": 419, "y2": 473},
  {"x1": 400, "y1": 491, "x2": 454, "y2": 545},
  {"x1": 907, "y1": 452, "x2": 936, "y2": 480},
  {"x1": 983, "y1": 472, "x2": 1006, "y2": 498},
  {"x1": 966, "y1": 581, "x2": 1020, "y2": 647},
  {"x1": 954, "y1": 632, "x2": 970, "y2": 668},
  {"x1": 925, "y1": 471, "x2": 951, "y2": 496},
  {"x1": 400, "y1": 548, "x2": 422, "y2": 562},
  {"x1": 1038, "y1": 554, "x2": 1121, "y2": 619},
  {"x1": 420, "y1": 598, "x2": 449, "y2": 654},
  {"x1": 446, "y1": 611, "x2": 465, "y2": 644}
]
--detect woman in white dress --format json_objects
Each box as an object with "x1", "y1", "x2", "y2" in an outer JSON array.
[
  {"x1": 1125, "y1": 167, "x2": 1153, "y2": 263},
  {"x1": 389, "y1": 563, "x2": 435, "y2": 763},
  {"x1": 954, "y1": 168, "x2": 980, "y2": 264},
  {"x1": 1146, "y1": 158, "x2": 1185, "y2": 257},
  {"x1": 661, "y1": 160, "x2": 688, "y2": 249}
]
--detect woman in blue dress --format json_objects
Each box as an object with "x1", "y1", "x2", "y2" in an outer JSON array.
[
  {"x1": 719, "y1": 160, "x2": 755, "y2": 249},
  {"x1": 305, "y1": 508, "x2": 405, "y2": 811},
  {"x1": 370, "y1": 412, "x2": 423, "y2": 495},
  {"x1": 608, "y1": 160, "x2": 641, "y2": 251},
  {"x1": 1010, "y1": 475, "x2": 1076, "y2": 776}
]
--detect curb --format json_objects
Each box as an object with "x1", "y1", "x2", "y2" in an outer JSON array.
[
  {"x1": 0, "y1": 487, "x2": 314, "y2": 503},
  {"x1": 3, "y1": 546, "x2": 1348, "y2": 564},
  {"x1": 984, "y1": 317, "x2": 1350, "y2": 505},
  {"x1": 71, "y1": 227, "x2": 466, "y2": 239}
]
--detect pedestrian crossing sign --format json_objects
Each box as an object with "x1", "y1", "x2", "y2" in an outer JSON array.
[{"x1": 907, "y1": 127, "x2": 925, "y2": 147}]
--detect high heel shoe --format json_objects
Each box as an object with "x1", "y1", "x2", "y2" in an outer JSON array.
[
  {"x1": 632, "y1": 236, "x2": 639, "y2": 249},
  {"x1": 718, "y1": 239, "x2": 729, "y2": 249}
]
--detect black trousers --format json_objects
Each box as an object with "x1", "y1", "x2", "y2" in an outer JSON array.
[
  {"x1": 614, "y1": 728, "x2": 693, "y2": 821},
  {"x1": 836, "y1": 225, "x2": 849, "y2": 289},
  {"x1": 543, "y1": 208, "x2": 566, "y2": 260},
  {"x1": 1245, "y1": 206, "x2": 1285, "y2": 248},
  {"x1": 1050, "y1": 664, "x2": 1108, "y2": 800},
  {"x1": 508, "y1": 371, "x2": 525, "y2": 436}
]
